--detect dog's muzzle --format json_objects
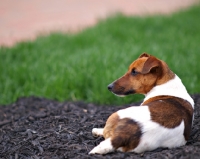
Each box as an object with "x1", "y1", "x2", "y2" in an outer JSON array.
[{"x1": 107, "y1": 82, "x2": 135, "y2": 96}]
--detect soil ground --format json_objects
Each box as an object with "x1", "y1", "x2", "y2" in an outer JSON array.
[
  {"x1": 1, "y1": 1, "x2": 200, "y2": 158},
  {"x1": 0, "y1": 95, "x2": 200, "y2": 159}
]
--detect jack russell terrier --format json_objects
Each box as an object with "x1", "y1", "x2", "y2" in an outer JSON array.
[{"x1": 89, "y1": 53, "x2": 194, "y2": 155}]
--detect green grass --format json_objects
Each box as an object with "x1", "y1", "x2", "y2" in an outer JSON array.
[{"x1": 1, "y1": 4, "x2": 200, "y2": 106}]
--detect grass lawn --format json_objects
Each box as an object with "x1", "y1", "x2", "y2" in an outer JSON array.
[{"x1": 0, "y1": 4, "x2": 200, "y2": 106}]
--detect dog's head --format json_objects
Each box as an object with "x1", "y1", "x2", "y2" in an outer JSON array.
[{"x1": 108, "y1": 53, "x2": 175, "y2": 96}]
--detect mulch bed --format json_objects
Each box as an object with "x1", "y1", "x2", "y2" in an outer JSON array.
[{"x1": 0, "y1": 95, "x2": 200, "y2": 159}]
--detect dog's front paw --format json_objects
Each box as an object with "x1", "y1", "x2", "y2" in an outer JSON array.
[
  {"x1": 89, "y1": 146, "x2": 100, "y2": 154},
  {"x1": 89, "y1": 138, "x2": 114, "y2": 155},
  {"x1": 92, "y1": 128, "x2": 104, "y2": 137}
]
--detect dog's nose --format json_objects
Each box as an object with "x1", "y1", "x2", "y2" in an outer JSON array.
[{"x1": 107, "y1": 83, "x2": 114, "y2": 91}]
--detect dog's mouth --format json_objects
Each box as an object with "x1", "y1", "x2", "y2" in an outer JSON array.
[
  {"x1": 124, "y1": 90, "x2": 135, "y2": 95},
  {"x1": 111, "y1": 88, "x2": 135, "y2": 97}
]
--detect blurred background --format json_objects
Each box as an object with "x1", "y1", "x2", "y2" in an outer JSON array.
[
  {"x1": 0, "y1": 0, "x2": 197, "y2": 46},
  {"x1": 0, "y1": 0, "x2": 199, "y2": 106}
]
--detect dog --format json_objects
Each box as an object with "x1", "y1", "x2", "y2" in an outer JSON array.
[{"x1": 89, "y1": 53, "x2": 194, "y2": 155}]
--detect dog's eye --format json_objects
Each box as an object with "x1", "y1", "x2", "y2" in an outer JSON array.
[{"x1": 131, "y1": 69, "x2": 138, "y2": 76}]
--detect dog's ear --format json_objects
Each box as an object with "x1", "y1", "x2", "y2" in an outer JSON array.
[
  {"x1": 141, "y1": 56, "x2": 162, "y2": 74},
  {"x1": 139, "y1": 53, "x2": 150, "y2": 58}
]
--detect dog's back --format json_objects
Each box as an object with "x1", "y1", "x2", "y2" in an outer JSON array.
[
  {"x1": 143, "y1": 96, "x2": 193, "y2": 142},
  {"x1": 103, "y1": 97, "x2": 193, "y2": 153}
]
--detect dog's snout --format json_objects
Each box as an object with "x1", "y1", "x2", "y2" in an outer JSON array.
[{"x1": 108, "y1": 83, "x2": 114, "y2": 91}]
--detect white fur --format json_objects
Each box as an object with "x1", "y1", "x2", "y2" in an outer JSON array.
[
  {"x1": 143, "y1": 75, "x2": 194, "y2": 108},
  {"x1": 117, "y1": 107, "x2": 186, "y2": 153},
  {"x1": 117, "y1": 106, "x2": 150, "y2": 122},
  {"x1": 89, "y1": 138, "x2": 114, "y2": 154},
  {"x1": 92, "y1": 128, "x2": 104, "y2": 137}
]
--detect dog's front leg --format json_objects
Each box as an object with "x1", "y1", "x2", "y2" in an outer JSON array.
[
  {"x1": 89, "y1": 138, "x2": 114, "y2": 154},
  {"x1": 92, "y1": 128, "x2": 104, "y2": 137}
]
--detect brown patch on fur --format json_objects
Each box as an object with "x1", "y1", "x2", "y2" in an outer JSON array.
[
  {"x1": 142, "y1": 96, "x2": 193, "y2": 140},
  {"x1": 142, "y1": 95, "x2": 173, "y2": 105},
  {"x1": 111, "y1": 118, "x2": 142, "y2": 152},
  {"x1": 108, "y1": 53, "x2": 175, "y2": 95},
  {"x1": 103, "y1": 112, "x2": 120, "y2": 139},
  {"x1": 103, "y1": 113, "x2": 142, "y2": 152}
]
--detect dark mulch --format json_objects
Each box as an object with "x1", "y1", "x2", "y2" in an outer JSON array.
[{"x1": 0, "y1": 95, "x2": 200, "y2": 159}]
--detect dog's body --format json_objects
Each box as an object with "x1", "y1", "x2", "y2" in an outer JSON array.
[{"x1": 89, "y1": 53, "x2": 194, "y2": 155}]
